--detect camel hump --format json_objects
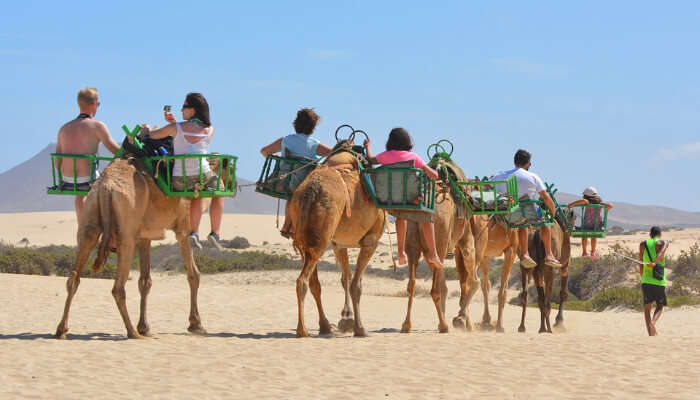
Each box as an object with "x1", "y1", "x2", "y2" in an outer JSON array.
[
  {"x1": 440, "y1": 159, "x2": 468, "y2": 182},
  {"x1": 325, "y1": 151, "x2": 357, "y2": 168}
]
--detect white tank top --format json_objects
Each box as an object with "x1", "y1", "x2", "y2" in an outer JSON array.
[{"x1": 172, "y1": 122, "x2": 214, "y2": 177}]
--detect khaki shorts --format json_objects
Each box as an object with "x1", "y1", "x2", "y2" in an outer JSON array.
[
  {"x1": 172, "y1": 171, "x2": 221, "y2": 191},
  {"x1": 505, "y1": 202, "x2": 542, "y2": 226}
]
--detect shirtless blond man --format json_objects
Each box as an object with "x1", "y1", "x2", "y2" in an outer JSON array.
[{"x1": 55, "y1": 88, "x2": 120, "y2": 223}]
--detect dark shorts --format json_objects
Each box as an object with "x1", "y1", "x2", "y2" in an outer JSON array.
[
  {"x1": 642, "y1": 283, "x2": 667, "y2": 306},
  {"x1": 59, "y1": 181, "x2": 91, "y2": 191}
]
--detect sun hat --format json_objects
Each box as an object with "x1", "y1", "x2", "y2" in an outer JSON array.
[{"x1": 583, "y1": 187, "x2": 598, "y2": 196}]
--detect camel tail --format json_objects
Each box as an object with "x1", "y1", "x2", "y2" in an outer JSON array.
[
  {"x1": 292, "y1": 196, "x2": 320, "y2": 262},
  {"x1": 92, "y1": 190, "x2": 113, "y2": 272}
]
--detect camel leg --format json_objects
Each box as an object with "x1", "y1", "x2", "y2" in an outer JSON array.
[
  {"x1": 55, "y1": 224, "x2": 100, "y2": 339},
  {"x1": 452, "y1": 246, "x2": 469, "y2": 330},
  {"x1": 554, "y1": 273, "x2": 569, "y2": 329},
  {"x1": 518, "y1": 266, "x2": 530, "y2": 333},
  {"x1": 309, "y1": 267, "x2": 332, "y2": 335},
  {"x1": 533, "y1": 267, "x2": 548, "y2": 334},
  {"x1": 479, "y1": 257, "x2": 493, "y2": 330},
  {"x1": 401, "y1": 252, "x2": 419, "y2": 333},
  {"x1": 543, "y1": 268, "x2": 554, "y2": 333},
  {"x1": 496, "y1": 247, "x2": 516, "y2": 333},
  {"x1": 452, "y1": 247, "x2": 477, "y2": 331},
  {"x1": 350, "y1": 242, "x2": 378, "y2": 337},
  {"x1": 112, "y1": 240, "x2": 141, "y2": 339},
  {"x1": 430, "y1": 261, "x2": 449, "y2": 333},
  {"x1": 137, "y1": 239, "x2": 153, "y2": 337},
  {"x1": 295, "y1": 250, "x2": 317, "y2": 338},
  {"x1": 334, "y1": 247, "x2": 355, "y2": 333},
  {"x1": 177, "y1": 232, "x2": 206, "y2": 335}
]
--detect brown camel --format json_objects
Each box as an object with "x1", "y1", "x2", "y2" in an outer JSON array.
[
  {"x1": 474, "y1": 219, "x2": 520, "y2": 332},
  {"x1": 55, "y1": 157, "x2": 206, "y2": 339},
  {"x1": 290, "y1": 148, "x2": 385, "y2": 337},
  {"x1": 518, "y1": 218, "x2": 571, "y2": 333},
  {"x1": 401, "y1": 160, "x2": 489, "y2": 333}
]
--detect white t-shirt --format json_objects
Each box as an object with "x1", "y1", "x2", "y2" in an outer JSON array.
[{"x1": 491, "y1": 167, "x2": 546, "y2": 200}]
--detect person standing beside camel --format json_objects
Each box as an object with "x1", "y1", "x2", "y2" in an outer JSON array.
[
  {"x1": 639, "y1": 226, "x2": 669, "y2": 336},
  {"x1": 491, "y1": 149, "x2": 561, "y2": 268},
  {"x1": 55, "y1": 87, "x2": 121, "y2": 224}
]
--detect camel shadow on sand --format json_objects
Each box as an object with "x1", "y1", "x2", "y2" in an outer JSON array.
[{"x1": 0, "y1": 332, "x2": 128, "y2": 341}]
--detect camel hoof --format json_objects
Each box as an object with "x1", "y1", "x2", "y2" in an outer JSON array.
[
  {"x1": 479, "y1": 322, "x2": 494, "y2": 331},
  {"x1": 127, "y1": 332, "x2": 143, "y2": 339},
  {"x1": 538, "y1": 328, "x2": 549, "y2": 334},
  {"x1": 187, "y1": 325, "x2": 208, "y2": 336},
  {"x1": 438, "y1": 324, "x2": 449, "y2": 334},
  {"x1": 138, "y1": 330, "x2": 152, "y2": 337},
  {"x1": 296, "y1": 329, "x2": 311, "y2": 338},
  {"x1": 354, "y1": 327, "x2": 367, "y2": 337},
  {"x1": 54, "y1": 329, "x2": 68, "y2": 340},
  {"x1": 400, "y1": 321, "x2": 411, "y2": 333},
  {"x1": 452, "y1": 316, "x2": 466, "y2": 330},
  {"x1": 518, "y1": 326, "x2": 526, "y2": 333},
  {"x1": 319, "y1": 322, "x2": 334, "y2": 336},
  {"x1": 496, "y1": 326, "x2": 505, "y2": 333},
  {"x1": 337, "y1": 318, "x2": 355, "y2": 333}
]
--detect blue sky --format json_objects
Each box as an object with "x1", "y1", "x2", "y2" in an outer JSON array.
[{"x1": 2, "y1": 1, "x2": 700, "y2": 210}]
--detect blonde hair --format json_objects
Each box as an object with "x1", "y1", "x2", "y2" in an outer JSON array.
[{"x1": 77, "y1": 87, "x2": 99, "y2": 108}]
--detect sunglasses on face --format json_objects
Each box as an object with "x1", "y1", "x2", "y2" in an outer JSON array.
[{"x1": 182, "y1": 104, "x2": 194, "y2": 109}]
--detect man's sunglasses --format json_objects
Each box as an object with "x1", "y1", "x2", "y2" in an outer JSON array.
[{"x1": 182, "y1": 104, "x2": 194, "y2": 109}]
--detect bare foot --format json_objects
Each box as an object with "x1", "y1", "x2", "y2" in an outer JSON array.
[
  {"x1": 590, "y1": 252, "x2": 597, "y2": 260},
  {"x1": 581, "y1": 252, "x2": 589, "y2": 258},
  {"x1": 426, "y1": 255, "x2": 444, "y2": 269},
  {"x1": 397, "y1": 252, "x2": 408, "y2": 266}
]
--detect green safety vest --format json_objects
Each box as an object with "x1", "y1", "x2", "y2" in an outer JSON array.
[{"x1": 641, "y1": 238, "x2": 666, "y2": 287}]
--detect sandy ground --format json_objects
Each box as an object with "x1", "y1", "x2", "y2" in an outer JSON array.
[
  {"x1": 2, "y1": 212, "x2": 700, "y2": 399},
  {"x1": 1, "y1": 271, "x2": 699, "y2": 400}
]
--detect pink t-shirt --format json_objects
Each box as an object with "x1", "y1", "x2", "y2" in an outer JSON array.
[{"x1": 375, "y1": 150, "x2": 427, "y2": 169}]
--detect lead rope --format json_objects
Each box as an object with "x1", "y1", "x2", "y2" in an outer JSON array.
[
  {"x1": 385, "y1": 220, "x2": 398, "y2": 272},
  {"x1": 276, "y1": 199, "x2": 281, "y2": 229}
]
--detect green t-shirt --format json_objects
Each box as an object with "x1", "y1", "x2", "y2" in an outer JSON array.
[{"x1": 641, "y1": 238, "x2": 666, "y2": 287}]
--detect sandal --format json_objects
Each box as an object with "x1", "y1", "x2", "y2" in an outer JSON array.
[{"x1": 545, "y1": 257, "x2": 562, "y2": 268}]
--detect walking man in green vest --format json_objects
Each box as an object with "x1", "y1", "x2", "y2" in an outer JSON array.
[{"x1": 638, "y1": 226, "x2": 669, "y2": 336}]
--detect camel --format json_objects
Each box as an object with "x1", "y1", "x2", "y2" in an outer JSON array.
[
  {"x1": 474, "y1": 219, "x2": 520, "y2": 332},
  {"x1": 400, "y1": 159, "x2": 489, "y2": 333},
  {"x1": 55, "y1": 157, "x2": 206, "y2": 339},
  {"x1": 289, "y1": 147, "x2": 385, "y2": 337},
  {"x1": 517, "y1": 217, "x2": 571, "y2": 333}
]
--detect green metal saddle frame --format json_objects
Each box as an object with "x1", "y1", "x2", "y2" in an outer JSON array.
[
  {"x1": 364, "y1": 163, "x2": 436, "y2": 214},
  {"x1": 48, "y1": 154, "x2": 113, "y2": 195},
  {"x1": 48, "y1": 125, "x2": 238, "y2": 198},
  {"x1": 568, "y1": 204, "x2": 608, "y2": 238},
  {"x1": 256, "y1": 154, "x2": 316, "y2": 200},
  {"x1": 459, "y1": 175, "x2": 519, "y2": 215}
]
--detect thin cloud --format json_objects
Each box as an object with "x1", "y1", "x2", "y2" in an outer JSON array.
[
  {"x1": 658, "y1": 142, "x2": 700, "y2": 160},
  {"x1": 308, "y1": 49, "x2": 350, "y2": 61},
  {"x1": 491, "y1": 57, "x2": 569, "y2": 78}
]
